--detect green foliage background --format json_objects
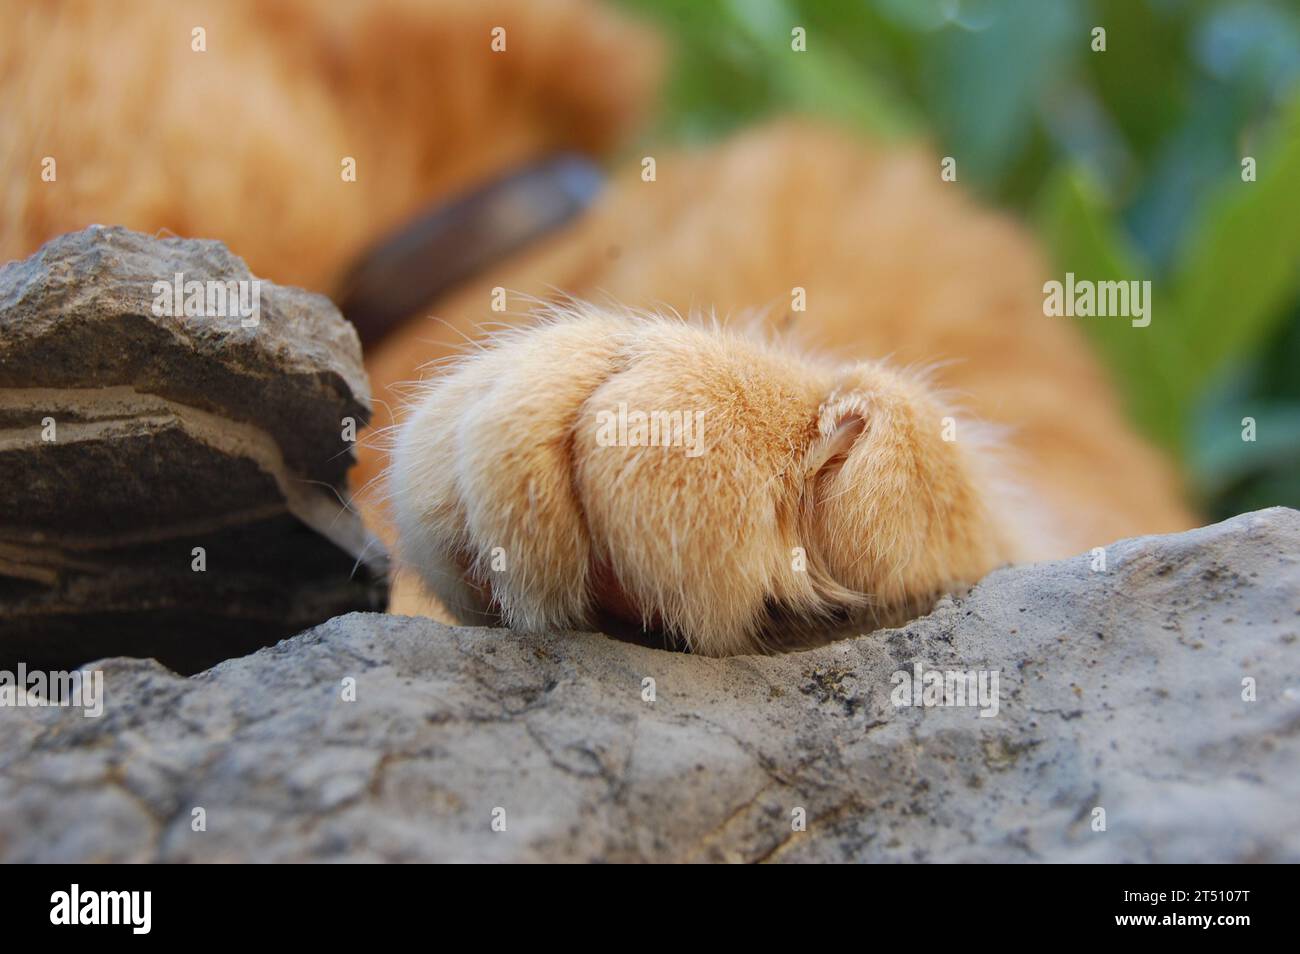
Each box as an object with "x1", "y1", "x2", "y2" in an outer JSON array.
[{"x1": 617, "y1": 0, "x2": 1300, "y2": 519}]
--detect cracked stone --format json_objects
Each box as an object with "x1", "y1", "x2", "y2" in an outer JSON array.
[{"x1": 0, "y1": 508, "x2": 1295, "y2": 861}]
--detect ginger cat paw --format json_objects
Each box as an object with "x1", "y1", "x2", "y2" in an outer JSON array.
[{"x1": 388, "y1": 304, "x2": 1017, "y2": 655}]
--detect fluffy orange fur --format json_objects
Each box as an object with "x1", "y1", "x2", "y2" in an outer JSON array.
[
  {"x1": 0, "y1": 0, "x2": 660, "y2": 291},
  {"x1": 388, "y1": 303, "x2": 1019, "y2": 653},
  {"x1": 377, "y1": 123, "x2": 1195, "y2": 653},
  {"x1": 1, "y1": 2, "x2": 1195, "y2": 654}
]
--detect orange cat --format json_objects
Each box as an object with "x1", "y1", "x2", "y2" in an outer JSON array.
[
  {"x1": 0, "y1": 0, "x2": 659, "y2": 291},
  {"x1": 378, "y1": 122, "x2": 1195, "y2": 653},
  {"x1": 1, "y1": 0, "x2": 1195, "y2": 655}
]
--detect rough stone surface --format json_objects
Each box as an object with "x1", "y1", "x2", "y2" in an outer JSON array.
[
  {"x1": 1, "y1": 507, "x2": 1295, "y2": 862},
  {"x1": 0, "y1": 227, "x2": 386, "y2": 674}
]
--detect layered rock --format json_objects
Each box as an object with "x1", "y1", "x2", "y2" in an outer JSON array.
[{"x1": 0, "y1": 227, "x2": 386, "y2": 673}]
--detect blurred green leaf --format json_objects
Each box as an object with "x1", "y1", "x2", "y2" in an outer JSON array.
[
  {"x1": 921, "y1": 0, "x2": 1080, "y2": 191},
  {"x1": 1191, "y1": 397, "x2": 1300, "y2": 497},
  {"x1": 1035, "y1": 167, "x2": 1184, "y2": 447},
  {"x1": 725, "y1": 0, "x2": 921, "y2": 138},
  {"x1": 1171, "y1": 92, "x2": 1300, "y2": 387},
  {"x1": 1084, "y1": 0, "x2": 1193, "y2": 157}
]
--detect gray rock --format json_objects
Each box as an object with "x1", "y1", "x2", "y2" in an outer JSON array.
[
  {"x1": 0, "y1": 508, "x2": 1296, "y2": 862},
  {"x1": 0, "y1": 227, "x2": 386, "y2": 674}
]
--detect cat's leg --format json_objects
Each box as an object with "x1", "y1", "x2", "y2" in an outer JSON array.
[
  {"x1": 0, "y1": 0, "x2": 658, "y2": 291},
  {"x1": 388, "y1": 303, "x2": 1017, "y2": 655},
  {"x1": 364, "y1": 121, "x2": 1195, "y2": 560}
]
